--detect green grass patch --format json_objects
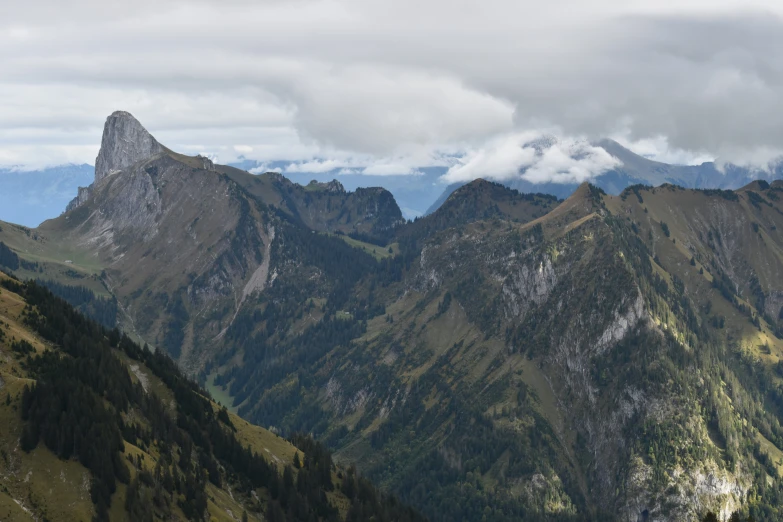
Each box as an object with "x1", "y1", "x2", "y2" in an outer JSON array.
[
  {"x1": 756, "y1": 431, "x2": 783, "y2": 477},
  {"x1": 206, "y1": 372, "x2": 238, "y2": 413},
  {"x1": 332, "y1": 234, "x2": 397, "y2": 260}
]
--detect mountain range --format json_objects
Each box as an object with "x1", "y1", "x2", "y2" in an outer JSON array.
[
  {"x1": 2, "y1": 111, "x2": 783, "y2": 520},
  {"x1": 425, "y1": 138, "x2": 783, "y2": 216},
  {"x1": 3, "y1": 131, "x2": 781, "y2": 228},
  {"x1": 0, "y1": 164, "x2": 93, "y2": 227}
]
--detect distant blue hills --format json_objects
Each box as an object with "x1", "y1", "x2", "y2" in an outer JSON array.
[
  {"x1": 2, "y1": 139, "x2": 781, "y2": 227},
  {"x1": 0, "y1": 164, "x2": 93, "y2": 227}
]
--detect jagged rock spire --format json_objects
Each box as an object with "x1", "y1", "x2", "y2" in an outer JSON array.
[{"x1": 94, "y1": 111, "x2": 164, "y2": 183}]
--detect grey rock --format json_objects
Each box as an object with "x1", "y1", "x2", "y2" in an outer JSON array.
[
  {"x1": 94, "y1": 111, "x2": 164, "y2": 183},
  {"x1": 306, "y1": 179, "x2": 345, "y2": 193},
  {"x1": 195, "y1": 155, "x2": 216, "y2": 172},
  {"x1": 65, "y1": 184, "x2": 93, "y2": 212}
]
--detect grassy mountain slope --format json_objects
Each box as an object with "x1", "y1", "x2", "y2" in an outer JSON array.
[
  {"x1": 400, "y1": 179, "x2": 559, "y2": 245},
  {"x1": 0, "y1": 272, "x2": 426, "y2": 522},
  {"x1": 610, "y1": 181, "x2": 783, "y2": 334},
  {"x1": 36, "y1": 150, "x2": 279, "y2": 370},
  {"x1": 206, "y1": 182, "x2": 783, "y2": 521}
]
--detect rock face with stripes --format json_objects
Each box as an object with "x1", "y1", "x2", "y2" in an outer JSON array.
[{"x1": 94, "y1": 110, "x2": 165, "y2": 183}]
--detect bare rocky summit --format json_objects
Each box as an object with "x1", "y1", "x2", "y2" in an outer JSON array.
[
  {"x1": 66, "y1": 111, "x2": 166, "y2": 212},
  {"x1": 94, "y1": 110, "x2": 165, "y2": 183}
]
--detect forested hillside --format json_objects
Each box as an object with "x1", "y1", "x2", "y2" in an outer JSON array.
[{"x1": 0, "y1": 272, "x2": 426, "y2": 522}]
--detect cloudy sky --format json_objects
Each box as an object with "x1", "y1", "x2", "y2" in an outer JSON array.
[{"x1": 2, "y1": 0, "x2": 783, "y2": 184}]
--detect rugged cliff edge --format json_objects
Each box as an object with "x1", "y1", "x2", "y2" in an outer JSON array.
[
  {"x1": 95, "y1": 111, "x2": 165, "y2": 183},
  {"x1": 33, "y1": 111, "x2": 407, "y2": 373}
]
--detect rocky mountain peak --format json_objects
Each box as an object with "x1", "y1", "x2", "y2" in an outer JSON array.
[
  {"x1": 94, "y1": 111, "x2": 164, "y2": 183},
  {"x1": 306, "y1": 179, "x2": 345, "y2": 193},
  {"x1": 195, "y1": 154, "x2": 216, "y2": 171}
]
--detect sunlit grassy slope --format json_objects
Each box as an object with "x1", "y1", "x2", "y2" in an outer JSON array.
[{"x1": 0, "y1": 272, "x2": 296, "y2": 522}]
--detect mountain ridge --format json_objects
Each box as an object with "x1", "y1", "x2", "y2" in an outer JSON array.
[
  {"x1": 425, "y1": 139, "x2": 783, "y2": 216},
  {"x1": 4, "y1": 113, "x2": 783, "y2": 520},
  {"x1": 10, "y1": 111, "x2": 408, "y2": 374},
  {"x1": 5, "y1": 132, "x2": 782, "y2": 228}
]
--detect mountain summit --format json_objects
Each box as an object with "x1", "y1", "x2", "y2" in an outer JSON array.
[
  {"x1": 66, "y1": 111, "x2": 166, "y2": 211},
  {"x1": 94, "y1": 110, "x2": 164, "y2": 183},
  {"x1": 42, "y1": 110, "x2": 406, "y2": 371}
]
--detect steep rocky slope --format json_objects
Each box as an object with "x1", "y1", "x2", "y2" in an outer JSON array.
[
  {"x1": 45, "y1": 148, "x2": 279, "y2": 370},
  {"x1": 2, "y1": 111, "x2": 407, "y2": 372},
  {"x1": 95, "y1": 111, "x2": 166, "y2": 183},
  {"x1": 224, "y1": 171, "x2": 405, "y2": 243}
]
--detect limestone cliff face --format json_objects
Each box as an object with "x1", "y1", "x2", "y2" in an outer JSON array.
[
  {"x1": 94, "y1": 111, "x2": 165, "y2": 183},
  {"x1": 225, "y1": 171, "x2": 405, "y2": 241},
  {"x1": 64, "y1": 185, "x2": 93, "y2": 212},
  {"x1": 52, "y1": 110, "x2": 409, "y2": 372},
  {"x1": 46, "y1": 111, "x2": 281, "y2": 370},
  {"x1": 313, "y1": 185, "x2": 752, "y2": 521},
  {"x1": 47, "y1": 151, "x2": 277, "y2": 371},
  {"x1": 66, "y1": 111, "x2": 165, "y2": 212}
]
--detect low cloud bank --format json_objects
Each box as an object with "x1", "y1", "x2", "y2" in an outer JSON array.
[{"x1": 441, "y1": 133, "x2": 621, "y2": 185}]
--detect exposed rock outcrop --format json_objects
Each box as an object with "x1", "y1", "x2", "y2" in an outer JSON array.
[
  {"x1": 64, "y1": 185, "x2": 93, "y2": 212},
  {"x1": 65, "y1": 111, "x2": 166, "y2": 212},
  {"x1": 307, "y1": 179, "x2": 346, "y2": 193},
  {"x1": 196, "y1": 154, "x2": 216, "y2": 171},
  {"x1": 94, "y1": 111, "x2": 164, "y2": 183}
]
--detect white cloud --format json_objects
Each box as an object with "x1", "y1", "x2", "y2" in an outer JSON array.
[
  {"x1": 0, "y1": 144, "x2": 98, "y2": 170},
  {"x1": 361, "y1": 163, "x2": 422, "y2": 176},
  {"x1": 3, "y1": 0, "x2": 783, "y2": 171},
  {"x1": 522, "y1": 139, "x2": 621, "y2": 184},
  {"x1": 248, "y1": 163, "x2": 282, "y2": 174},
  {"x1": 285, "y1": 159, "x2": 353, "y2": 174},
  {"x1": 278, "y1": 64, "x2": 515, "y2": 155},
  {"x1": 282, "y1": 157, "x2": 425, "y2": 176},
  {"x1": 713, "y1": 146, "x2": 783, "y2": 173},
  {"x1": 612, "y1": 134, "x2": 715, "y2": 165},
  {"x1": 442, "y1": 133, "x2": 621, "y2": 185},
  {"x1": 442, "y1": 134, "x2": 537, "y2": 183},
  {"x1": 338, "y1": 168, "x2": 361, "y2": 175}
]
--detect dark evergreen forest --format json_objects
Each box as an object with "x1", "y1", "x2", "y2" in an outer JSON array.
[{"x1": 2, "y1": 276, "x2": 427, "y2": 522}]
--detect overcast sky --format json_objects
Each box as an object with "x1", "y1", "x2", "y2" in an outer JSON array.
[{"x1": 3, "y1": 0, "x2": 783, "y2": 183}]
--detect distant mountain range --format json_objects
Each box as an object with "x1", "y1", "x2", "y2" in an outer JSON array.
[
  {"x1": 425, "y1": 138, "x2": 783, "y2": 215},
  {"x1": 0, "y1": 164, "x2": 93, "y2": 227},
  {"x1": 2, "y1": 138, "x2": 781, "y2": 227}
]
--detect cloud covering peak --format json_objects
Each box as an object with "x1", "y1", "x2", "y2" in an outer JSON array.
[{"x1": 441, "y1": 133, "x2": 622, "y2": 185}]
